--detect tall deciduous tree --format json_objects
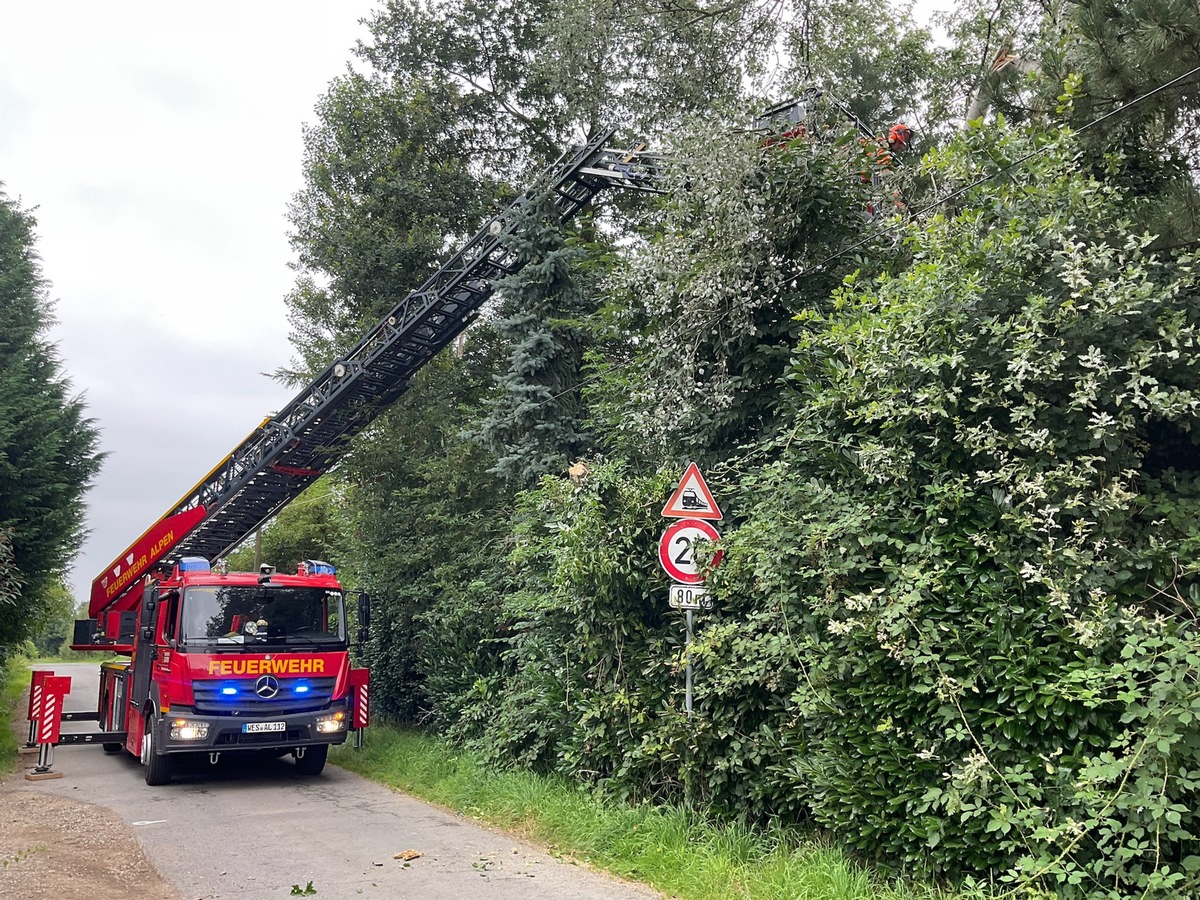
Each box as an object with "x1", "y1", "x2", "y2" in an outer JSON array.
[
  {"x1": 362, "y1": 0, "x2": 777, "y2": 157},
  {"x1": 0, "y1": 188, "x2": 102, "y2": 656},
  {"x1": 28, "y1": 577, "x2": 77, "y2": 657},
  {"x1": 774, "y1": 0, "x2": 940, "y2": 138},
  {"x1": 284, "y1": 73, "x2": 496, "y2": 379},
  {"x1": 225, "y1": 478, "x2": 344, "y2": 576}
]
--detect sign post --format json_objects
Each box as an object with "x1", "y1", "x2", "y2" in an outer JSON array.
[
  {"x1": 659, "y1": 464, "x2": 724, "y2": 723},
  {"x1": 658, "y1": 518, "x2": 722, "y2": 721},
  {"x1": 684, "y1": 609, "x2": 694, "y2": 718}
]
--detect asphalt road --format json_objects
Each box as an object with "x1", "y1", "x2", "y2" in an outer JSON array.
[{"x1": 27, "y1": 663, "x2": 661, "y2": 900}]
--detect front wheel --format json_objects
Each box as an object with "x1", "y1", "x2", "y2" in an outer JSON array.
[
  {"x1": 293, "y1": 744, "x2": 328, "y2": 776},
  {"x1": 141, "y1": 717, "x2": 173, "y2": 786}
]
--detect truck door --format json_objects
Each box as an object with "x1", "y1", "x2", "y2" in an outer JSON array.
[
  {"x1": 155, "y1": 590, "x2": 178, "y2": 677},
  {"x1": 130, "y1": 583, "x2": 160, "y2": 713}
]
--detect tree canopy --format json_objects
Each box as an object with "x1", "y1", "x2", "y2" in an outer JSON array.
[{"x1": 0, "y1": 189, "x2": 103, "y2": 657}]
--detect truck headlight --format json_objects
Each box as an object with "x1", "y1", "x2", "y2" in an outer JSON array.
[
  {"x1": 170, "y1": 719, "x2": 210, "y2": 741},
  {"x1": 315, "y1": 712, "x2": 346, "y2": 733}
]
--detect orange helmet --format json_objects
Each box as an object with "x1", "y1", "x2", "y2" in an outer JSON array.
[{"x1": 888, "y1": 123, "x2": 912, "y2": 149}]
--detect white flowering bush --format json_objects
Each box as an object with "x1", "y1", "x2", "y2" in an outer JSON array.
[
  {"x1": 589, "y1": 122, "x2": 875, "y2": 461},
  {"x1": 437, "y1": 116, "x2": 1199, "y2": 900},
  {"x1": 704, "y1": 121, "x2": 1200, "y2": 897}
]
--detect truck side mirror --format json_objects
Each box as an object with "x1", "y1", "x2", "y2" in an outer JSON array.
[{"x1": 356, "y1": 593, "x2": 370, "y2": 645}]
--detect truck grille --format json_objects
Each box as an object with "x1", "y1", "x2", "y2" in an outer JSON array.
[
  {"x1": 193, "y1": 676, "x2": 337, "y2": 714},
  {"x1": 215, "y1": 728, "x2": 306, "y2": 746}
]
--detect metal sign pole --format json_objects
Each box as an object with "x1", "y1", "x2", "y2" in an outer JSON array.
[
  {"x1": 661, "y1": 463, "x2": 725, "y2": 812},
  {"x1": 685, "y1": 609, "x2": 694, "y2": 719}
]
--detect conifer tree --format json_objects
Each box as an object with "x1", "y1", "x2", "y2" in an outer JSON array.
[
  {"x1": 471, "y1": 193, "x2": 595, "y2": 486},
  {"x1": 940, "y1": 0, "x2": 1200, "y2": 244},
  {"x1": 0, "y1": 189, "x2": 102, "y2": 654}
]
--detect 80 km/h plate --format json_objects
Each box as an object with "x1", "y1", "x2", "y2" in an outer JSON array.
[
  {"x1": 669, "y1": 584, "x2": 713, "y2": 610},
  {"x1": 242, "y1": 721, "x2": 286, "y2": 734}
]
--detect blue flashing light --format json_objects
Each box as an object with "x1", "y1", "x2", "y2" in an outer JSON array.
[
  {"x1": 221, "y1": 686, "x2": 238, "y2": 696},
  {"x1": 304, "y1": 559, "x2": 336, "y2": 576},
  {"x1": 179, "y1": 556, "x2": 211, "y2": 573},
  {"x1": 294, "y1": 684, "x2": 310, "y2": 694}
]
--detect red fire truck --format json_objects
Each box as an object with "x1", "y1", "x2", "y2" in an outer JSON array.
[
  {"x1": 39, "y1": 128, "x2": 661, "y2": 785},
  {"x1": 73, "y1": 538, "x2": 369, "y2": 785}
]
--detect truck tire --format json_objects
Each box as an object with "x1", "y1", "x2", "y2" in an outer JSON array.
[
  {"x1": 294, "y1": 744, "x2": 328, "y2": 776},
  {"x1": 141, "y1": 718, "x2": 173, "y2": 786}
]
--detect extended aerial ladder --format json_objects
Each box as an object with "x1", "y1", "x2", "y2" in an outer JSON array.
[
  {"x1": 88, "y1": 128, "x2": 665, "y2": 621},
  {"x1": 754, "y1": 87, "x2": 882, "y2": 143}
]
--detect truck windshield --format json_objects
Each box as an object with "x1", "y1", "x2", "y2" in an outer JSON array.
[{"x1": 179, "y1": 585, "x2": 346, "y2": 649}]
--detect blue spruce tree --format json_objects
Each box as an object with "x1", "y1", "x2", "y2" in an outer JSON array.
[{"x1": 473, "y1": 192, "x2": 596, "y2": 486}]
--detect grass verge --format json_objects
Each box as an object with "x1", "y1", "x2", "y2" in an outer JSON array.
[
  {"x1": 1, "y1": 653, "x2": 33, "y2": 776},
  {"x1": 331, "y1": 725, "x2": 990, "y2": 900}
]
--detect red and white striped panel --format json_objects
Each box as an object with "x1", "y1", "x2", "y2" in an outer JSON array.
[
  {"x1": 36, "y1": 675, "x2": 71, "y2": 745},
  {"x1": 27, "y1": 669, "x2": 49, "y2": 721},
  {"x1": 37, "y1": 692, "x2": 60, "y2": 744},
  {"x1": 354, "y1": 683, "x2": 370, "y2": 729}
]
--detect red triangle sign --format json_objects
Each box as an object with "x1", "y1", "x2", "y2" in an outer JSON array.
[{"x1": 662, "y1": 462, "x2": 723, "y2": 520}]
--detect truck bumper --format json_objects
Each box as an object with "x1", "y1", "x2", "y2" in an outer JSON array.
[{"x1": 156, "y1": 703, "x2": 351, "y2": 754}]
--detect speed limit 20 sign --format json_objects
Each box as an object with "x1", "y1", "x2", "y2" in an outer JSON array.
[{"x1": 658, "y1": 518, "x2": 723, "y2": 584}]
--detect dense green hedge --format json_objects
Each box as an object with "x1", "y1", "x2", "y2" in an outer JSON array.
[{"x1": 707, "y1": 124, "x2": 1200, "y2": 895}]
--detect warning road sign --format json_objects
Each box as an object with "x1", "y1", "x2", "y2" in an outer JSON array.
[
  {"x1": 661, "y1": 462, "x2": 722, "y2": 520},
  {"x1": 658, "y1": 518, "x2": 723, "y2": 584}
]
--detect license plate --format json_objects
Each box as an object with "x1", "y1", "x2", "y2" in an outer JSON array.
[{"x1": 242, "y1": 721, "x2": 286, "y2": 734}]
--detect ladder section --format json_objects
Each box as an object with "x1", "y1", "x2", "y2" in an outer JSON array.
[{"x1": 92, "y1": 129, "x2": 665, "y2": 610}]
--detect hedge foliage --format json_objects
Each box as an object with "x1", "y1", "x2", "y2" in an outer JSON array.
[{"x1": 708, "y1": 122, "x2": 1200, "y2": 895}]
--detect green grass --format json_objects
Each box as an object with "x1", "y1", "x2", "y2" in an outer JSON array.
[
  {"x1": 30, "y1": 651, "x2": 114, "y2": 664},
  {"x1": 1, "y1": 653, "x2": 34, "y2": 776},
  {"x1": 331, "y1": 725, "x2": 990, "y2": 900}
]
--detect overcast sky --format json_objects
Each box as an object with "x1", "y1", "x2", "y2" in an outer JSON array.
[{"x1": 1, "y1": 1, "x2": 379, "y2": 602}]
